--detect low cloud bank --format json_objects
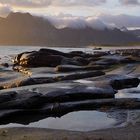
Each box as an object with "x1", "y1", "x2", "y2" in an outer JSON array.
[
  {"x1": 0, "y1": 5, "x2": 12, "y2": 17},
  {"x1": 45, "y1": 13, "x2": 140, "y2": 30},
  {"x1": 46, "y1": 15, "x2": 115, "y2": 30}
]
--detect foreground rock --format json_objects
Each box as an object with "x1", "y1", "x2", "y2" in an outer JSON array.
[
  {"x1": 14, "y1": 48, "x2": 120, "y2": 68},
  {"x1": 88, "y1": 74, "x2": 140, "y2": 90},
  {"x1": 0, "y1": 48, "x2": 139, "y2": 126},
  {"x1": 13, "y1": 48, "x2": 140, "y2": 82},
  {"x1": 111, "y1": 77, "x2": 140, "y2": 90},
  {"x1": 0, "y1": 71, "x2": 139, "y2": 90},
  {"x1": 13, "y1": 48, "x2": 94, "y2": 67},
  {"x1": 0, "y1": 71, "x2": 105, "y2": 89},
  {"x1": 0, "y1": 98, "x2": 140, "y2": 125},
  {"x1": 0, "y1": 83, "x2": 116, "y2": 109},
  {"x1": 55, "y1": 65, "x2": 107, "y2": 72},
  {"x1": 114, "y1": 49, "x2": 140, "y2": 56},
  {"x1": 0, "y1": 75, "x2": 139, "y2": 123}
]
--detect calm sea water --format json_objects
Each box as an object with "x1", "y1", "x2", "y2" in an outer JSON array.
[
  {"x1": 0, "y1": 45, "x2": 140, "y2": 131},
  {"x1": 0, "y1": 45, "x2": 140, "y2": 57}
]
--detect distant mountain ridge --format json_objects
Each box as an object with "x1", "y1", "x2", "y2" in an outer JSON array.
[
  {"x1": 128, "y1": 29, "x2": 140, "y2": 38},
  {"x1": 0, "y1": 12, "x2": 139, "y2": 46}
]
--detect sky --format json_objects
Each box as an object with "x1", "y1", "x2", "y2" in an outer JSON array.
[{"x1": 0, "y1": 0, "x2": 140, "y2": 29}]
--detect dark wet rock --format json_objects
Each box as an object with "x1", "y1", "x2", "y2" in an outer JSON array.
[
  {"x1": 39, "y1": 48, "x2": 67, "y2": 56},
  {"x1": 124, "y1": 87, "x2": 140, "y2": 94},
  {"x1": 41, "y1": 84, "x2": 115, "y2": 103},
  {"x1": 95, "y1": 55, "x2": 137, "y2": 65},
  {"x1": 0, "y1": 83, "x2": 116, "y2": 119},
  {"x1": 93, "y1": 47, "x2": 102, "y2": 50},
  {"x1": 69, "y1": 51, "x2": 85, "y2": 56},
  {"x1": 119, "y1": 57, "x2": 137, "y2": 63},
  {"x1": 114, "y1": 49, "x2": 140, "y2": 56},
  {"x1": 0, "y1": 98, "x2": 140, "y2": 125},
  {"x1": 13, "y1": 48, "x2": 111, "y2": 68},
  {"x1": 10, "y1": 90, "x2": 41, "y2": 100},
  {"x1": 94, "y1": 55, "x2": 121, "y2": 65},
  {"x1": 0, "y1": 48, "x2": 140, "y2": 126},
  {"x1": 111, "y1": 77, "x2": 140, "y2": 90},
  {"x1": 0, "y1": 71, "x2": 105, "y2": 89},
  {"x1": 20, "y1": 54, "x2": 63, "y2": 67},
  {"x1": 88, "y1": 62, "x2": 109, "y2": 70},
  {"x1": 0, "y1": 63, "x2": 9, "y2": 68},
  {"x1": 1, "y1": 77, "x2": 55, "y2": 89},
  {"x1": 0, "y1": 83, "x2": 115, "y2": 110},
  {"x1": 45, "y1": 98, "x2": 140, "y2": 114},
  {"x1": 0, "y1": 70, "x2": 139, "y2": 91},
  {"x1": 56, "y1": 71, "x2": 105, "y2": 81},
  {"x1": 20, "y1": 77, "x2": 55, "y2": 86},
  {"x1": 14, "y1": 49, "x2": 68, "y2": 64},
  {"x1": 69, "y1": 51, "x2": 94, "y2": 58},
  {"x1": 14, "y1": 51, "x2": 35, "y2": 64},
  {"x1": 87, "y1": 57, "x2": 101, "y2": 62},
  {"x1": 55, "y1": 65, "x2": 106, "y2": 72},
  {"x1": 14, "y1": 49, "x2": 84, "y2": 67},
  {"x1": 61, "y1": 57, "x2": 82, "y2": 66},
  {"x1": 0, "y1": 91, "x2": 42, "y2": 109},
  {"x1": 0, "y1": 91, "x2": 17, "y2": 103},
  {"x1": 93, "y1": 51, "x2": 109, "y2": 57},
  {"x1": 73, "y1": 56, "x2": 89, "y2": 65},
  {"x1": 88, "y1": 74, "x2": 140, "y2": 90}
]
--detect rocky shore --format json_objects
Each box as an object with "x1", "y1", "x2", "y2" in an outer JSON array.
[{"x1": 0, "y1": 48, "x2": 140, "y2": 139}]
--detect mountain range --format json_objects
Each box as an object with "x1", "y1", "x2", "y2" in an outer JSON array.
[{"x1": 0, "y1": 12, "x2": 139, "y2": 46}]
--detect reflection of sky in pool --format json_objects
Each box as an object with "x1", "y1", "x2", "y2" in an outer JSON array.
[{"x1": 0, "y1": 111, "x2": 116, "y2": 131}]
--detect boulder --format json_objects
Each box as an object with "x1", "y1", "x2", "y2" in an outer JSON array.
[
  {"x1": 88, "y1": 74, "x2": 140, "y2": 90},
  {"x1": 115, "y1": 49, "x2": 140, "y2": 56},
  {"x1": 95, "y1": 55, "x2": 137, "y2": 65},
  {"x1": 0, "y1": 71, "x2": 105, "y2": 89},
  {"x1": 73, "y1": 56, "x2": 89, "y2": 65},
  {"x1": 0, "y1": 84, "x2": 115, "y2": 110},
  {"x1": 0, "y1": 63, "x2": 9, "y2": 68},
  {"x1": 14, "y1": 49, "x2": 83, "y2": 67},
  {"x1": 111, "y1": 77, "x2": 140, "y2": 90},
  {"x1": 41, "y1": 84, "x2": 116, "y2": 103}
]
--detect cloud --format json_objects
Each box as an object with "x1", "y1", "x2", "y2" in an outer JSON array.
[
  {"x1": 45, "y1": 13, "x2": 140, "y2": 30},
  {"x1": 46, "y1": 14, "x2": 114, "y2": 30},
  {"x1": 51, "y1": 0, "x2": 106, "y2": 7},
  {"x1": 119, "y1": 0, "x2": 140, "y2": 5},
  {"x1": 0, "y1": 0, "x2": 51, "y2": 8},
  {"x1": 99, "y1": 14, "x2": 140, "y2": 28},
  {"x1": 0, "y1": 0, "x2": 106, "y2": 8},
  {"x1": 0, "y1": 5, "x2": 12, "y2": 17}
]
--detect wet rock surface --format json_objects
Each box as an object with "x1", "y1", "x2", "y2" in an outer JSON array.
[{"x1": 0, "y1": 48, "x2": 140, "y2": 127}]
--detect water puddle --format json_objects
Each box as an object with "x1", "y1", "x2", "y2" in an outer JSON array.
[{"x1": 0, "y1": 111, "x2": 116, "y2": 131}]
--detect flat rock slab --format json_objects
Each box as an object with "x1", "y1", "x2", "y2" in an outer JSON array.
[
  {"x1": 13, "y1": 48, "x2": 94, "y2": 67},
  {"x1": 0, "y1": 82, "x2": 116, "y2": 109},
  {"x1": 88, "y1": 74, "x2": 140, "y2": 88},
  {"x1": 55, "y1": 65, "x2": 107, "y2": 72},
  {"x1": 0, "y1": 71, "x2": 105, "y2": 89}
]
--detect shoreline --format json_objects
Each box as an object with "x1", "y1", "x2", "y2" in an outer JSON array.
[
  {"x1": 0, "y1": 45, "x2": 140, "y2": 47},
  {"x1": 0, "y1": 123, "x2": 140, "y2": 140}
]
